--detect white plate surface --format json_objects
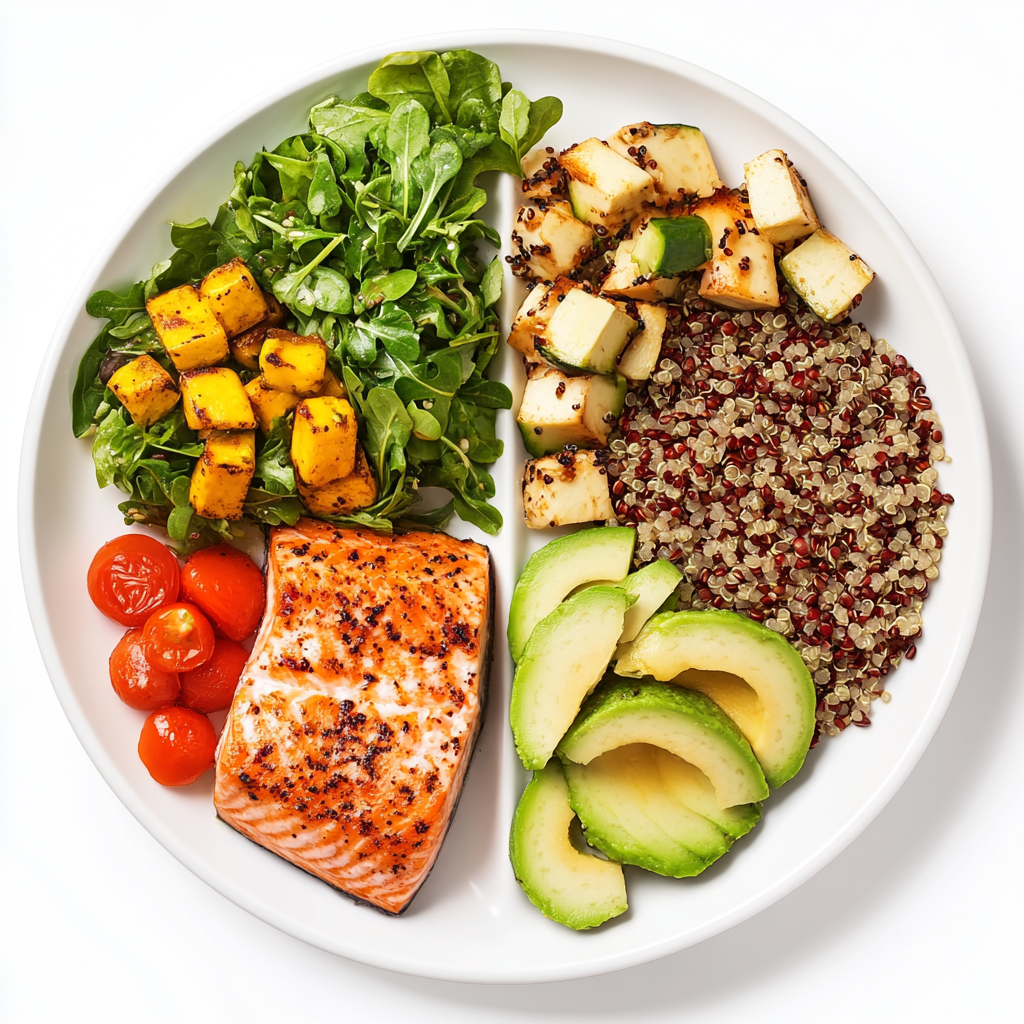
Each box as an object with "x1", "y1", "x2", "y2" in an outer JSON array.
[{"x1": 18, "y1": 30, "x2": 990, "y2": 984}]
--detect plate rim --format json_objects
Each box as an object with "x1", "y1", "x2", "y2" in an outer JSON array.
[{"x1": 18, "y1": 27, "x2": 993, "y2": 984}]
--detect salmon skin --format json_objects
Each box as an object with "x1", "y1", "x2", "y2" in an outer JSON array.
[{"x1": 214, "y1": 519, "x2": 493, "y2": 915}]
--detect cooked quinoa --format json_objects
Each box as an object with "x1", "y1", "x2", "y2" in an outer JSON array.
[{"x1": 607, "y1": 284, "x2": 951, "y2": 743}]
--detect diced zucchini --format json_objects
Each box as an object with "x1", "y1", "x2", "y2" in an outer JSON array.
[
  {"x1": 631, "y1": 217, "x2": 712, "y2": 277},
  {"x1": 179, "y1": 367, "x2": 256, "y2": 432},
  {"x1": 537, "y1": 290, "x2": 636, "y2": 375},
  {"x1": 199, "y1": 259, "x2": 269, "y2": 337},
  {"x1": 189, "y1": 430, "x2": 255, "y2": 520},
  {"x1": 291, "y1": 396, "x2": 358, "y2": 488},
  {"x1": 691, "y1": 191, "x2": 780, "y2": 310},
  {"x1": 243, "y1": 376, "x2": 301, "y2": 434},
  {"x1": 147, "y1": 284, "x2": 229, "y2": 371},
  {"x1": 560, "y1": 138, "x2": 655, "y2": 231},
  {"x1": 297, "y1": 445, "x2": 378, "y2": 514},
  {"x1": 507, "y1": 278, "x2": 578, "y2": 358},
  {"x1": 614, "y1": 302, "x2": 668, "y2": 381},
  {"x1": 512, "y1": 202, "x2": 594, "y2": 281},
  {"x1": 601, "y1": 237, "x2": 680, "y2": 302},
  {"x1": 607, "y1": 122, "x2": 723, "y2": 199},
  {"x1": 106, "y1": 354, "x2": 179, "y2": 427},
  {"x1": 743, "y1": 149, "x2": 820, "y2": 245},
  {"x1": 780, "y1": 229, "x2": 875, "y2": 323},
  {"x1": 259, "y1": 329, "x2": 327, "y2": 396},
  {"x1": 520, "y1": 146, "x2": 565, "y2": 200},
  {"x1": 517, "y1": 367, "x2": 626, "y2": 457},
  {"x1": 522, "y1": 450, "x2": 614, "y2": 529}
]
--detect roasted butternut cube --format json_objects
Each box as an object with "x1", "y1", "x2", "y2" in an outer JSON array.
[
  {"x1": 107, "y1": 354, "x2": 179, "y2": 427},
  {"x1": 317, "y1": 367, "x2": 347, "y2": 399},
  {"x1": 199, "y1": 259, "x2": 268, "y2": 337},
  {"x1": 180, "y1": 367, "x2": 256, "y2": 431},
  {"x1": 229, "y1": 294, "x2": 286, "y2": 369},
  {"x1": 297, "y1": 446, "x2": 378, "y2": 515},
  {"x1": 189, "y1": 430, "x2": 256, "y2": 520},
  {"x1": 291, "y1": 397, "x2": 358, "y2": 487},
  {"x1": 259, "y1": 329, "x2": 327, "y2": 396},
  {"x1": 244, "y1": 376, "x2": 301, "y2": 434},
  {"x1": 147, "y1": 284, "x2": 229, "y2": 371}
]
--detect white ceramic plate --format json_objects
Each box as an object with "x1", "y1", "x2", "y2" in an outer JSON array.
[{"x1": 19, "y1": 30, "x2": 990, "y2": 984}]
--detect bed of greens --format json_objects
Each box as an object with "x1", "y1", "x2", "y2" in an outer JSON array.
[{"x1": 73, "y1": 49, "x2": 562, "y2": 550}]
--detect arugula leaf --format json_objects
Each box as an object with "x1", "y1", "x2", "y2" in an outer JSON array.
[
  {"x1": 521, "y1": 96, "x2": 564, "y2": 155},
  {"x1": 499, "y1": 90, "x2": 531, "y2": 160},
  {"x1": 369, "y1": 51, "x2": 452, "y2": 123},
  {"x1": 480, "y1": 257, "x2": 502, "y2": 308},
  {"x1": 254, "y1": 417, "x2": 297, "y2": 494},
  {"x1": 307, "y1": 151, "x2": 343, "y2": 218},
  {"x1": 86, "y1": 282, "x2": 146, "y2": 326},
  {"x1": 399, "y1": 130, "x2": 463, "y2": 248},
  {"x1": 386, "y1": 98, "x2": 430, "y2": 218}
]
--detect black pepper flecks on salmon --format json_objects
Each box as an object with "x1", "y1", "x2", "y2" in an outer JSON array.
[{"x1": 214, "y1": 520, "x2": 493, "y2": 915}]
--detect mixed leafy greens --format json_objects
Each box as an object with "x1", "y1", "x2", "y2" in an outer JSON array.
[{"x1": 73, "y1": 49, "x2": 562, "y2": 550}]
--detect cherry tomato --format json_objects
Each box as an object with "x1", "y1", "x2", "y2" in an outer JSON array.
[
  {"x1": 87, "y1": 534, "x2": 180, "y2": 626},
  {"x1": 109, "y1": 627, "x2": 181, "y2": 710},
  {"x1": 180, "y1": 544, "x2": 265, "y2": 641},
  {"x1": 141, "y1": 602, "x2": 215, "y2": 672},
  {"x1": 178, "y1": 638, "x2": 248, "y2": 714},
  {"x1": 138, "y1": 706, "x2": 217, "y2": 786}
]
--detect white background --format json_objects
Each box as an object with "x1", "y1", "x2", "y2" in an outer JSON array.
[{"x1": 2, "y1": 1, "x2": 1022, "y2": 1021}]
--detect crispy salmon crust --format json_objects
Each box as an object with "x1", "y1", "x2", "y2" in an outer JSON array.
[{"x1": 214, "y1": 520, "x2": 493, "y2": 914}]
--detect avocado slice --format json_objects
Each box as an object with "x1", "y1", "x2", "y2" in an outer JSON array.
[
  {"x1": 509, "y1": 760, "x2": 627, "y2": 930},
  {"x1": 616, "y1": 559, "x2": 684, "y2": 643},
  {"x1": 631, "y1": 217, "x2": 713, "y2": 278},
  {"x1": 508, "y1": 526, "x2": 635, "y2": 662},
  {"x1": 511, "y1": 586, "x2": 634, "y2": 770},
  {"x1": 562, "y1": 744, "x2": 731, "y2": 877},
  {"x1": 616, "y1": 609, "x2": 816, "y2": 788},
  {"x1": 558, "y1": 676, "x2": 769, "y2": 808}
]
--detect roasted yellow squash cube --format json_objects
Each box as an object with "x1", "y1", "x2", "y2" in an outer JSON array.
[
  {"x1": 107, "y1": 354, "x2": 179, "y2": 427},
  {"x1": 244, "y1": 375, "x2": 301, "y2": 434},
  {"x1": 297, "y1": 446, "x2": 378, "y2": 514},
  {"x1": 259, "y1": 329, "x2": 327, "y2": 396},
  {"x1": 229, "y1": 323, "x2": 268, "y2": 370},
  {"x1": 179, "y1": 367, "x2": 256, "y2": 431},
  {"x1": 199, "y1": 259, "x2": 268, "y2": 337},
  {"x1": 291, "y1": 396, "x2": 357, "y2": 488},
  {"x1": 147, "y1": 284, "x2": 229, "y2": 371},
  {"x1": 316, "y1": 367, "x2": 347, "y2": 399},
  {"x1": 189, "y1": 430, "x2": 255, "y2": 520}
]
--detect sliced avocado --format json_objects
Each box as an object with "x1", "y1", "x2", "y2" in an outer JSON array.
[
  {"x1": 631, "y1": 217, "x2": 712, "y2": 277},
  {"x1": 616, "y1": 609, "x2": 815, "y2": 788},
  {"x1": 510, "y1": 760, "x2": 627, "y2": 930},
  {"x1": 562, "y1": 744, "x2": 729, "y2": 877},
  {"x1": 511, "y1": 586, "x2": 634, "y2": 770},
  {"x1": 508, "y1": 526, "x2": 635, "y2": 661},
  {"x1": 557, "y1": 676, "x2": 769, "y2": 808},
  {"x1": 616, "y1": 559, "x2": 684, "y2": 643}
]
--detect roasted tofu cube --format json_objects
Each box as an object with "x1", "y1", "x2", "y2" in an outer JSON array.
[
  {"x1": 259, "y1": 329, "x2": 327, "y2": 396},
  {"x1": 291, "y1": 396, "x2": 358, "y2": 488},
  {"x1": 147, "y1": 284, "x2": 229, "y2": 371},
  {"x1": 539, "y1": 289, "x2": 636, "y2": 375},
  {"x1": 780, "y1": 229, "x2": 875, "y2": 323},
  {"x1": 297, "y1": 446, "x2": 378, "y2": 515},
  {"x1": 106, "y1": 354, "x2": 180, "y2": 427},
  {"x1": 507, "y1": 278, "x2": 579, "y2": 358},
  {"x1": 614, "y1": 302, "x2": 669, "y2": 381},
  {"x1": 607, "y1": 122, "x2": 723, "y2": 199},
  {"x1": 190, "y1": 430, "x2": 256, "y2": 520},
  {"x1": 512, "y1": 202, "x2": 593, "y2": 281},
  {"x1": 560, "y1": 138, "x2": 655, "y2": 231},
  {"x1": 199, "y1": 259, "x2": 269, "y2": 337},
  {"x1": 180, "y1": 367, "x2": 256, "y2": 432},
  {"x1": 243, "y1": 376, "x2": 302, "y2": 434},
  {"x1": 743, "y1": 149, "x2": 820, "y2": 245},
  {"x1": 520, "y1": 146, "x2": 565, "y2": 200},
  {"x1": 691, "y1": 191, "x2": 780, "y2": 310},
  {"x1": 522, "y1": 449, "x2": 614, "y2": 529}
]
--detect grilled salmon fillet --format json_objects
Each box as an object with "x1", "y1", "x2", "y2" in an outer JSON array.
[{"x1": 214, "y1": 519, "x2": 493, "y2": 915}]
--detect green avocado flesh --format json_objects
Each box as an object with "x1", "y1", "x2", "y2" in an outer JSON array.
[
  {"x1": 558, "y1": 676, "x2": 769, "y2": 808},
  {"x1": 511, "y1": 587, "x2": 634, "y2": 770},
  {"x1": 616, "y1": 559, "x2": 684, "y2": 643},
  {"x1": 631, "y1": 217, "x2": 712, "y2": 277},
  {"x1": 509, "y1": 761, "x2": 627, "y2": 930},
  {"x1": 562, "y1": 744, "x2": 757, "y2": 877},
  {"x1": 615, "y1": 609, "x2": 816, "y2": 788},
  {"x1": 508, "y1": 526, "x2": 635, "y2": 662}
]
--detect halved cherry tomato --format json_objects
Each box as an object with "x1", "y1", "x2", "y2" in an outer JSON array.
[
  {"x1": 109, "y1": 627, "x2": 181, "y2": 710},
  {"x1": 180, "y1": 544, "x2": 265, "y2": 641},
  {"x1": 87, "y1": 534, "x2": 180, "y2": 626},
  {"x1": 141, "y1": 602, "x2": 215, "y2": 672},
  {"x1": 178, "y1": 638, "x2": 248, "y2": 714},
  {"x1": 138, "y1": 706, "x2": 217, "y2": 786}
]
